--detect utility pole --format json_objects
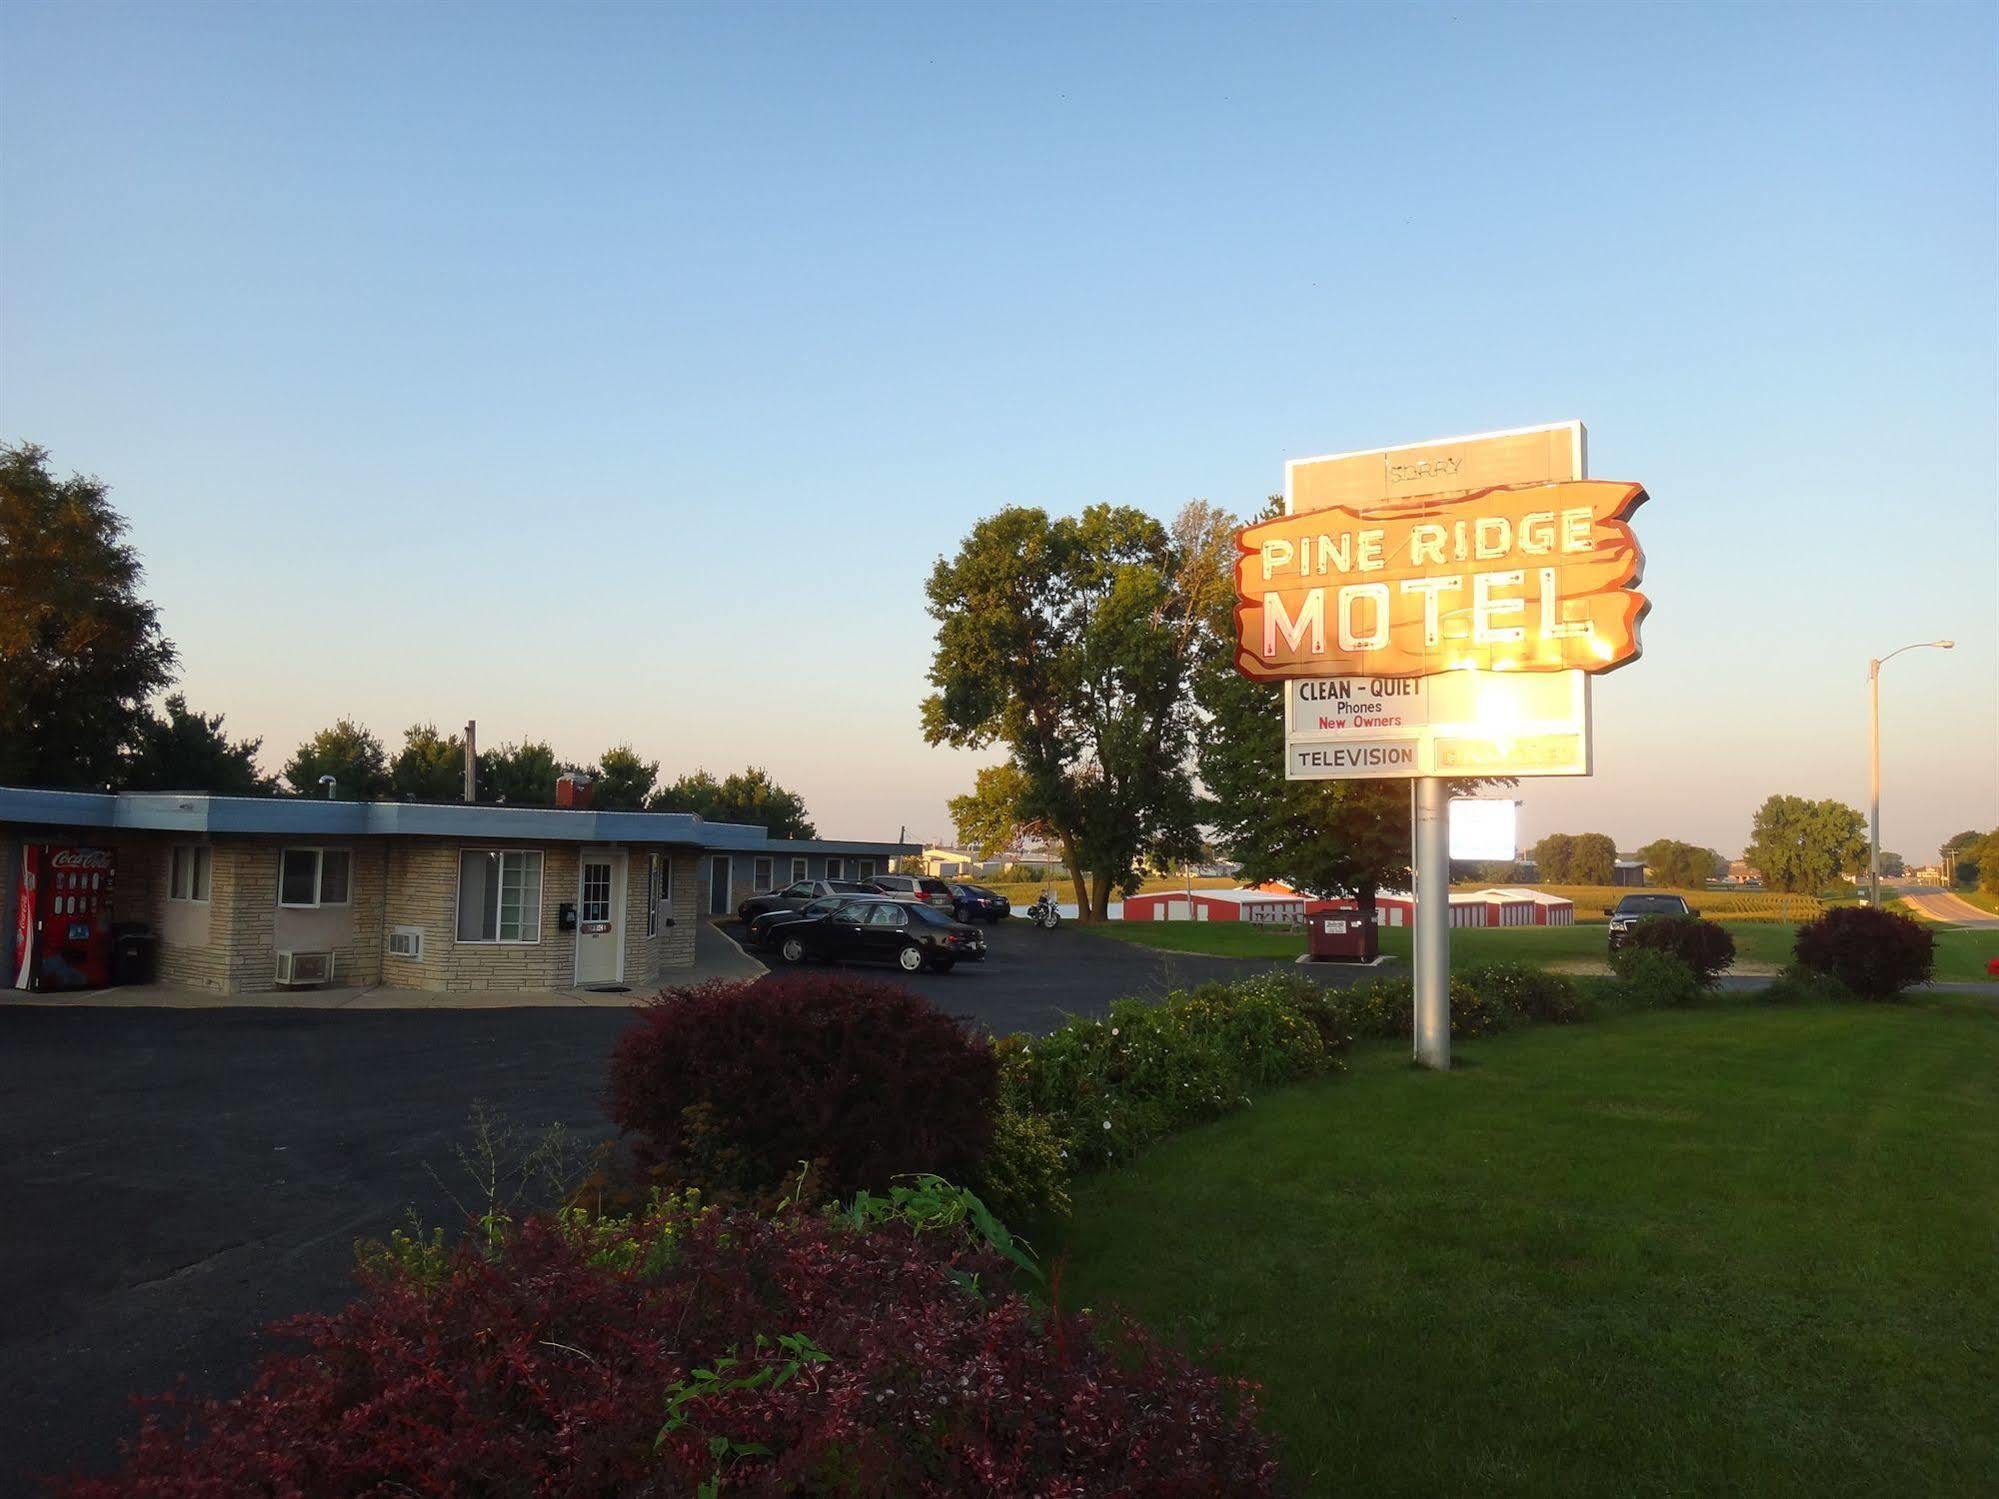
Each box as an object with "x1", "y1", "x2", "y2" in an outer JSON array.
[
  {"x1": 1868, "y1": 641, "x2": 1953, "y2": 906},
  {"x1": 1413, "y1": 778, "x2": 1451, "y2": 1069},
  {"x1": 463, "y1": 720, "x2": 478, "y2": 804}
]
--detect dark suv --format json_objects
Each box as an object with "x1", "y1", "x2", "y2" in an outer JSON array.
[
  {"x1": 868, "y1": 874, "x2": 956, "y2": 910},
  {"x1": 1606, "y1": 893, "x2": 1695, "y2": 949}
]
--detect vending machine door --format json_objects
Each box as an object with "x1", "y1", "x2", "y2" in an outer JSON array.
[{"x1": 21, "y1": 845, "x2": 115, "y2": 991}]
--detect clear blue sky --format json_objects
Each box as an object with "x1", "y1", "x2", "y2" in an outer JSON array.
[{"x1": 4, "y1": 1, "x2": 1994, "y2": 861}]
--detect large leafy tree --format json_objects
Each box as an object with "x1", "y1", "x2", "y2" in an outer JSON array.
[
  {"x1": 948, "y1": 762, "x2": 1051, "y2": 858},
  {"x1": 648, "y1": 768, "x2": 816, "y2": 839},
  {"x1": 1941, "y1": 829, "x2": 1984, "y2": 888},
  {"x1": 121, "y1": 694, "x2": 274, "y2": 794},
  {"x1": 593, "y1": 745, "x2": 659, "y2": 811},
  {"x1": 1529, "y1": 833, "x2": 1576, "y2": 883},
  {"x1": 391, "y1": 723, "x2": 467, "y2": 801},
  {"x1": 1567, "y1": 832, "x2": 1618, "y2": 886},
  {"x1": 1745, "y1": 794, "x2": 1867, "y2": 895},
  {"x1": 923, "y1": 502, "x2": 1217, "y2": 920},
  {"x1": 282, "y1": 719, "x2": 392, "y2": 799},
  {"x1": 1639, "y1": 838, "x2": 1725, "y2": 891},
  {"x1": 0, "y1": 442, "x2": 177, "y2": 786}
]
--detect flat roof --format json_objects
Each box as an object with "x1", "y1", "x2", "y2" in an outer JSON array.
[{"x1": 0, "y1": 786, "x2": 913, "y2": 857}]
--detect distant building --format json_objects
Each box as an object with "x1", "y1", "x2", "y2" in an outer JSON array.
[{"x1": 1612, "y1": 859, "x2": 1647, "y2": 887}]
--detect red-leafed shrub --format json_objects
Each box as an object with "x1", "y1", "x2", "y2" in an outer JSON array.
[
  {"x1": 607, "y1": 973, "x2": 997, "y2": 1200},
  {"x1": 59, "y1": 1202, "x2": 1281, "y2": 1497},
  {"x1": 1793, "y1": 905, "x2": 1935, "y2": 998}
]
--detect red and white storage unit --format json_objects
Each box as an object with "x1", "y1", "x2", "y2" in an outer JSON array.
[{"x1": 1121, "y1": 887, "x2": 1308, "y2": 924}]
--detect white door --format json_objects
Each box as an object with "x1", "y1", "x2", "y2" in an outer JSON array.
[{"x1": 574, "y1": 850, "x2": 626, "y2": 986}]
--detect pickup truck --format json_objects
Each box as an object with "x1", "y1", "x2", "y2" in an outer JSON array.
[{"x1": 1606, "y1": 893, "x2": 1696, "y2": 949}]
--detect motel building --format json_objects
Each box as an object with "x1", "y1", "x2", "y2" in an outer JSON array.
[{"x1": 1, "y1": 786, "x2": 910, "y2": 997}]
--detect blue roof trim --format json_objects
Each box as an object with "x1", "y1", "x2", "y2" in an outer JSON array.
[
  {"x1": 0, "y1": 786, "x2": 771, "y2": 849},
  {"x1": 747, "y1": 838, "x2": 917, "y2": 858}
]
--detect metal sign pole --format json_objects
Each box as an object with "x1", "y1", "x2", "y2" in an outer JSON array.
[{"x1": 1413, "y1": 776, "x2": 1450, "y2": 1069}]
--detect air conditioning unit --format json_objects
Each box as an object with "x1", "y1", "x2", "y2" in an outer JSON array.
[
  {"x1": 275, "y1": 949, "x2": 336, "y2": 987},
  {"x1": 387, "y1": 926, "x2": 423, "y2": 960}
]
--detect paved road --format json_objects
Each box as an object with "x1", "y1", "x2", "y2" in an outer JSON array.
[
  {"x1": 0, "y1": 926, "x2": 1322, "y2": 1493},
  {"x1": 1900, "y1": 888, "x2": 1999, "y2": 927}
]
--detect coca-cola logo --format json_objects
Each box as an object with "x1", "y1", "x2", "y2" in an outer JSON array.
[{"x1": 49, "y1": 847, "x2": 114, "y2": 871}]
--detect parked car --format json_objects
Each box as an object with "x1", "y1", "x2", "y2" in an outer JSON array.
[
  {"x1": 868, "y1": 873, "x2": 956, "y2": 910},
  {"x1": 771, "y1": 898, "x2": 986, "y2": 973},
  {"x1": 948, "y1": 882, "x2": 1011, "y2": 922},
  {"x1": 737, "y1": 878, "x2": 881, "y2": 926},
  {"x1": 1606, "y1": 892, "x2": 1695, "y2": 949},
  {"x1": 744, "y1": 893, "x2": 884, "y2": 949}
]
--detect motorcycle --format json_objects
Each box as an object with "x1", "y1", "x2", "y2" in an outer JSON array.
[{"x1": 1028, "y1": 889, "x2": 1062, "y2": 929}]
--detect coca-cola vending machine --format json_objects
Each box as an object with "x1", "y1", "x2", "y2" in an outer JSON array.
[{"x1": 12, "y1": 844, "x2": 116, "y2": 991}]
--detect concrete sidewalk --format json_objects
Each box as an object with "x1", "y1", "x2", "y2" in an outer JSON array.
[{"x1": 2, "y1": 917, "x2": 767, "y2": 1010}]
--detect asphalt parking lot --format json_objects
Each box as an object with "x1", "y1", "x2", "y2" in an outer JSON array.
[{"x1": 0, "y1": 921, "x2": 1331, "y2": 1492}]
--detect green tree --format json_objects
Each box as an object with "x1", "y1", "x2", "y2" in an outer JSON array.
[
  {"x1": 1745, "y1": 794, "x2": 1868, "y2": 895},
  {"x1": 478, "y1": 740, "x2": 571, "y2": 806},
  {"x1": 948, "y1": 762, "x2": 1051, "y2": 859},
  {"x1": 0, "y1": 442, "x2": 177, "y2": 786},
  {"x1": 1568, "y1": 833, "x2": 1618, "y2": 886},
  {"x1": 648, "y1": 767, "x2": 816, "y2": 839},
  {"x1": 1878, "y1": 851, "x2": 1905, "y2": 879},
  {"x1": 1972, "y1": 831, "x2": 1999, "y2": 897},
  {"x1": 1639, "y1": 838, "x2": 1721, "y2": 890},
  {"x1": 592, "y1": 744, "x2": 659, "y2": 811},
  {"x1": 121, "y1": 694, "x2": 274, "y2": 794},
  {"x1": 282, "y1": 719, "x2": 391, "y2": 799},
  {"x1": 390, "y1": 723, "x2": 467, "y2": 801},
  {"x1": 1529, "y1": 833, "x2": 1575, "y2": 884},
  {"x1": 1941, "y1": 829, "x2": 1983, "y2": 888},
  {"x1": 921, "y1": 502, "x2": 1219, "y2": 920}
]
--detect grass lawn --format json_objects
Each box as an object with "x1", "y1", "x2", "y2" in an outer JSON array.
[
  {"x1": 1085, "y1": 918, "x2": 1799, "y2": 971},
  {"x1": 1054, "y1": 998, "x2": 1999, "y2": 1497},
  {"x1": 1084, "y1": 917, "x2": 1999, "y2": 982}
]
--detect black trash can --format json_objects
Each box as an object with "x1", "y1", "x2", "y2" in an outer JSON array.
[{"x1": 111, "y1": 926, "x2": 157, "y2": 986}]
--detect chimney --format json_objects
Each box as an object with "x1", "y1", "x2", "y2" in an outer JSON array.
[
  {"x1": 556, "y1": 771, "x2": 594, "y2": 810},
  {"x1": 463, "y1": 720, "x2": 477, "y2": 803}
]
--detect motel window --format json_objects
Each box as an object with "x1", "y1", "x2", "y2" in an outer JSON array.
[
  {"x1": 857, "y1": 859, "x2": 876, "y2": 880},
  {"x1": 753, "y1": 856, "x2": 773, "y2": 893},
  {"x1": 279, "y1": 847, "x2": 351, "y2": 908},
  {"x1": 789, "y1": 857, "x2": 807, "y2": 882},
  {"x1": 169, "y1": 845, "x2": 211, "y2": 903},
  {"x1": 456, "y1": 849, "x2": 543, "y2": 944},
  {"x1": 825, "y1": 857, "x2": 844, "y2": 879},
  {"x1": 646, "y1": 855, "x2": 661, "y2": 937}
]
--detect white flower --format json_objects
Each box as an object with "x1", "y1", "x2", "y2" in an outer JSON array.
[
  {"x1": 1111, "y1": 1027, "x2": 1120, "y2": 1036},
  {"x1": 1102, "y1": 1120, "x2": 1112, "y2": 1130}
]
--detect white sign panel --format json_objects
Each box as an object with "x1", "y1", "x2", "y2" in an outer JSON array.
[
  {"x1": 1285, "y1": 669, "x2": 1591, "y2": 780},
  {"x1": 1449, "y1": 799, "x2": 1519, "y2": 861}
]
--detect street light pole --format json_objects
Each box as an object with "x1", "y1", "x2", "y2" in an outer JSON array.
[{"x1": 1868, "y1": 640, "x2": 1954, "y2": 907}]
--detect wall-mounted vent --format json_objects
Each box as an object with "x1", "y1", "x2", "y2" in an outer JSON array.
[
  {"x1": 387, "y1": 926, "x2": 423, "y2": 960},
  {"x1": 275, "y1": 949, "x2": 335, "y2": 987}
]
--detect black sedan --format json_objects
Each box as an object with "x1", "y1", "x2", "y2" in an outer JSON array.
[
  {"x1": 948, "y1": 883, "x2": 1011, "y2": 922},
  {"x1": 737, "y1": 878, "x2": 881, "y2": 926},
  {"x1": 744, "y1": 893, "x2": 882, "y2": 949},
  {"x1": 771, "y1": 898, "x2": 987, "y2": 973}
]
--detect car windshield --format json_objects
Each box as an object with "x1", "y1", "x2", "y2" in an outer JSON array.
[
  {"x1": 830, "y1": 881, "x2": 874, "y2": 892},
  {"x1": 801, "y1": 897, "x2": 841, "y2": 914},
  {"x1": 907, "y1": 905, "x2": 957, "y2": 927},
  {"x1": 1617, "y1": 896, "x2": 1688, "y2": 915}
]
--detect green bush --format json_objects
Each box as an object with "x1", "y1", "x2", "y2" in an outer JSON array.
[
  {"x1": 976, "y1": 1092, "x2": 1072, "y2": 1226},
  {"x1": 1459, "y1": 961, "x2": 1589, "y2": 1024},
  {"x1": 1325, "y1": 973, "x2": 1506, "y2": 1041},
  {"x1": 1000, "y1": 973, "x2": 1345, "y2": 1172},
  {"x1": 1619, "y1": 915, "x2": 1735, "y2": 987},
  {"x1": 1611, "y1": 948, "x2": 1703, "y2": 1007}
]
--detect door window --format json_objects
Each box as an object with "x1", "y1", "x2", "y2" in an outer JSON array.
[
  {"x1": 867, "y1": 904, "x2": 909, "y2": 928},
  {"x1": 580, "y1": 861, "x2": 612, "y2": 924}
]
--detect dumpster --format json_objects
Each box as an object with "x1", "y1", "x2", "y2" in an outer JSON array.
[
  {"x1": 111, "y1": 925, "x2": 158, "y2": 986},
  {"x1": 1308, "y1": 909, "x2": 1378, "y2": 962}
]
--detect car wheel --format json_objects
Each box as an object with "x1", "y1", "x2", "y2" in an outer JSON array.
[
  {"x1": 897, "y1": 944, "x2": 925, "y2": 973},
  {"x1": 780, "y1": 936, "x2": 807, "y2": 965}
]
